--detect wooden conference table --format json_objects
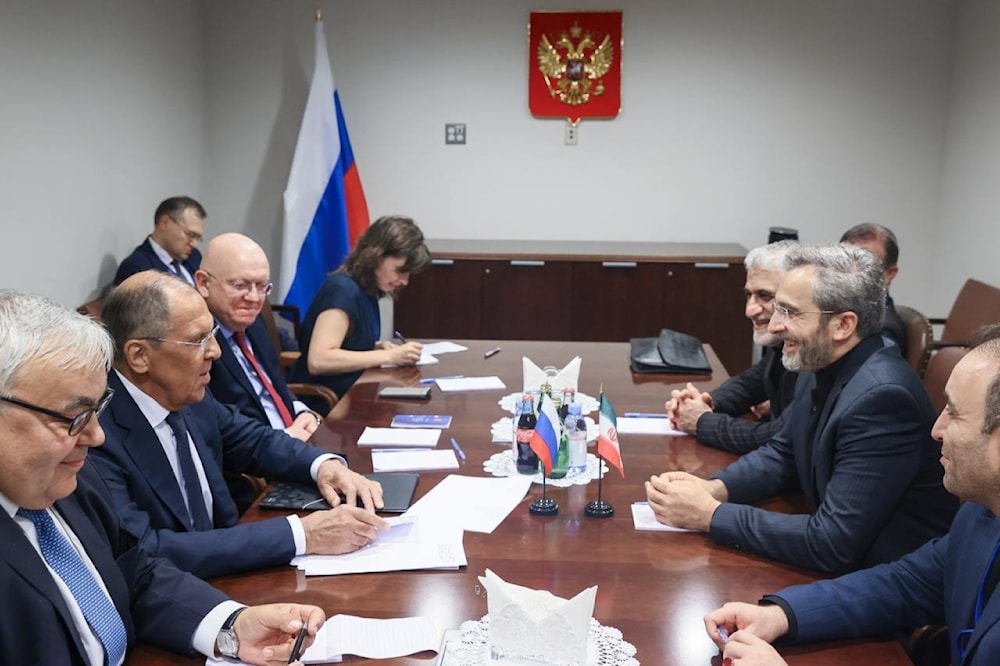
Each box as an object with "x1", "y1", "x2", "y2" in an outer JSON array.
[{"x1": 131, "y1": 340, "x2": 910, "y2": 665}]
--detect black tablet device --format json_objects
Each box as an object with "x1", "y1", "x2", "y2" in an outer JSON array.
[{"x1": 258, "y1": 472, "x2": 419, "y2": 513}]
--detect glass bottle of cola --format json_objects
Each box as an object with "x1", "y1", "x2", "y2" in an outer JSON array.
[{"x1": 514, "y1": 394, "x2": 539, "y2": 475}]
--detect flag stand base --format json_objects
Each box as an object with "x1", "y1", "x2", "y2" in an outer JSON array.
[
  {"x1": 529, "y1": 498, "x2": 559, "y2": 515},
  {"x1": 585, "y1": 500, "x2": 615, "y2": 518}
]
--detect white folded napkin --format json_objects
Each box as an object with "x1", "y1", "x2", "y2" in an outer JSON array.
[{"x1": 522, "y1": 356, "x2": 581, "y2": 393}]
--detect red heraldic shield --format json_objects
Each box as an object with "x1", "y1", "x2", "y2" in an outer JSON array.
[{"x1": 529, "y1": 11, "x2": 623, "y2": 123}]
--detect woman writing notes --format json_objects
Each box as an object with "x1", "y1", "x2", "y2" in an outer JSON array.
[{"x1": 289, "y1": 215, "x2": 430, "y2": 401}]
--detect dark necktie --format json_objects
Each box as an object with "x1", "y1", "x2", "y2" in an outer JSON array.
[
  {"x1": 234, "y1": 330, "x2": 294, "y2": 427},
  {"x1": 19, "y1": 508, "x2": 129, "y2": 666},
  {"x1": 169, "y1": 260, "x2": 192, "y2": 285},
  {"x1": 164, "y1": 412, "x2": 213, "y2": 530}
]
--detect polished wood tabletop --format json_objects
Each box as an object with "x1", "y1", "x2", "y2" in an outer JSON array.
[{"x1": 131, "y1": 340, "x2": 910, "y2": 665}]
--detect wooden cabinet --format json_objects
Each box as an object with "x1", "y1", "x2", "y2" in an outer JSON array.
[{"x1": 394, "y1": 240, "x2": 751, "y2": 373}]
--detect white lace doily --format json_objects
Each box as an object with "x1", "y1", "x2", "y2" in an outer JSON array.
[
  {"x1": 498, "y1": 391, "x2": 601, "y2": 415},
  {"x1": 484, "y1": 450, "x2": 608, "y2": 487},
  {"x1": 439, "y1": 615, "x2": 638, "y2": 666},
  {"x1": 491, "y1": 416, "x2": 598, "y2": 443}
]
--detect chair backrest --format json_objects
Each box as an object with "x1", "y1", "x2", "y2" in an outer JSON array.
[
  {"x1": 895, "y1": 304, "x2": 933, "y2": 378},
  {"x1": 922, "y1": 346, "x2": 970, "y2": 415},
  {"x1": 940, "y1": 279, "x2": 1000, "y2": 346}
]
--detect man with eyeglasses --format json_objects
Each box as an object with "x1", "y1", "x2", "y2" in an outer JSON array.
[
  {"x1": 704, "y1": 325, "x2": 1000, "y2": 666},
  {"x1": 0, "y1": 289, "x2": 325, "y2": 665},
  {"x1": 89, "y1": 271, "x2": 389, "y2": 579},
  {"x1": 645, "y1": 244, "x2": 957, "y2": 573},
  {"x1": 113, "y1": 196, "x2": 206, "y2": 286},
  {"x1": 196, "y1": 233, "x2": 320, "y2": 440},
  {"x1": 666, "y1": 240, "x2": 799, "y2": 454}
]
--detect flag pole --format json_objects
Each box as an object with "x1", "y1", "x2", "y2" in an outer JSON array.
[
  {"x1": 530, "y1": 392, "x2": 558, "y2": 516},
  {"x1": 585, "y1": 385, "x2": 615, "y2": 518}
]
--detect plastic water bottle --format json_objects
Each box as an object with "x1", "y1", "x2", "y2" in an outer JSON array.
[{"x1": 566, "y1": 403, "x2": 587, "y2": 475}]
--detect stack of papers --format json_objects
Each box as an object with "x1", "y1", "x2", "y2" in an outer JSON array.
[
  {"x1": 293, "y1": 514, "x2": 466, "y2": 576},
  {"x1": 436, "y1": 376, "x2": 506, "y2": 392},
  {"x1": 358, "y1": 427, "x2": 441, "y2": 448},
  {"x1": 422, "y1": 341, "x2": 468, "y2": 355},
  {"x1": 391, "y1": 414, "x2": 453, "y2": 429},
  {"x1": 205, "y1": 614, "x2": 441, "y2": 664},
  {"x1": 406, "y1": 474, "x2": 533, "y2": 534},
  {"x1": 372, "y1": 449, "x2": 459, "y2": 472},
  {"x1": 631, "y1": 502, "x2": 695, "y2": 533}
]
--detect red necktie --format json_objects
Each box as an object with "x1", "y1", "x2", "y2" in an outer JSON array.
[{"x1": 233, "y1": 330, "x2": 294, "y2": 427}]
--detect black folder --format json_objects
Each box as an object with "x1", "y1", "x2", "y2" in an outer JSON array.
[
  {"x1": 259, "y1": 472, "x2": 419, "y2": 513},
  {"x1": 629, "y1": 328, "x2": 712, "y2": 375}
]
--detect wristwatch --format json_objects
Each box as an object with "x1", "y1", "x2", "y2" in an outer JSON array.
[{"x1": 216, "y1": 607, "x2": 248, "y2": 659}]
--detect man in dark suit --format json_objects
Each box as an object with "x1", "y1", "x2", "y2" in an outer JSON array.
[
  {"x1": 196, "y1": 233, "x2": 320, "y2": 439},
  {"x1": 666, "y1": 240, "x2": 799, "y2": 454},
  {"x1": 645, "y1": 244, "x2": 957, "y2": 573},
  {"x1": 91, "y1": 271, "x2": 387, "y2": 579},
  {"x1": 704, "y1": 330, "x2": 1000, "y2": 666},
  {"x1": 0, "y1": 289, "x2": 323, "y2": 665},
  {"x1": 840, "y1": 222, "x2": 907, "y2": 356},
  {"x1": 113, "y1": 196, "x2": 206, "y2": 286}
]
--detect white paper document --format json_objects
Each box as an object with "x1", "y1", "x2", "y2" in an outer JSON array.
[
  {"x1": 293, "y1": 515, "x2": 466, "y2": 576},
  {"x1": 631, "y1": 502, "x2": 695, "y2": 532},
  {"x1": 205, "y1": 614, "x2": 441, "y2": 665},
  {"x1": 436, "y1": 376, "x2": 506, "y2": 392},
  {"x1": 371, "y1": 448, "x2": 460, "y2": 472},
  {"x1": 616, "y1": 416, "x2": 687, "y2": 436},
  {"x1": 357, "y1": 427, "x2": 441, "y2": 448},
  {"x1": 422, "y1": 341, "x2": 469, "y2": 355},
  {"x1": 381, "y1": 350, "x2": 439, "y2": 367},
  {"x1": 405, "y1": 474, "x2": 533, "y2": 533}
]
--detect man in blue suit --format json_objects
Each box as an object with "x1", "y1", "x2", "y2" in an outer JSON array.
[
  {"x1": 645, "y1": 244, "x2": 957, "y2": 573},
  {"x1": 113, "y1": 196, "x2": 206, "y2": 286},
  {"x1": 196, "y1": 233, "x2": 320, "y2": 439},
  {"x1": 0, "y1": 290, "x2": 323, "y2": 665},
  {"x1": 91, "y1": 271, "x2": 387, "y2": 579},
  {"x1": 704, "y1": 327, "x2": 1000, "y2": 666}
]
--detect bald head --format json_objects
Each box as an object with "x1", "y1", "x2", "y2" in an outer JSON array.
[{"x1": 195, "y1": 233, "x2": 272, "y2": 332}]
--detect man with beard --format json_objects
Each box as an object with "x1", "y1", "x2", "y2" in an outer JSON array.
[
  {"x1": 703, "y1": 325, "x2": 1000, "y2": 666},
  {"x1": 644, "y1": 244, "x2": 957, "y2": 573},
  {"x1": 666, "y1": 240, "x2": 799, "y2": 454}
]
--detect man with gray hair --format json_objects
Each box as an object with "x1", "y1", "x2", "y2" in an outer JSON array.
[
  {"x1": 840, "y1": 222, "x2": 907, "y2": 356},
  {"x1": 666, "y1": 240, "x2": 799, "y2": 453},
  {"x1": 0, "y1": 290, "x2": 324, "y2": 664},
  {"x1": 646, "y1": 244, "x2": 957, "y2": 573}
]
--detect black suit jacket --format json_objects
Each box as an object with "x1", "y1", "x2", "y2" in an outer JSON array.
[
  {"x1": 92, "y1": 372, "x2": 336, "y2": 578},
  {"x1": 710, "y1": 335, "x2": 958, "y2": 573},
  {"x1": 696, "y1": 345, "x2": 798, "y2": 454},
  {"x1": 883, "y1": 293, "x2": 908, "y2": 358},
  {"x1": 0, "y1": 463, "x2": 226, "y2": 664},
  {"x1": 113, "y1": 238, "x2": 201, "y2": 285},
  {"x1": 208, "y1": 316, "x2": 298, "y2": 426}
]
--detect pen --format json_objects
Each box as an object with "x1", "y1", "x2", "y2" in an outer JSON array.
[
  {"x1": 288, "y1": 624, "x2": 308, "y2": 664},
  {"x1": 450, "y1": 437, "x2": 467, "y2": 462},
  {"x1": 393, "y1": 330, "x2": 407, "y2": 343},
  {"x1": 419, "y1": 375, "x2": 465, "y2": 384},
  {"x1": 716, "y1": 626, "x2": 730, "y2": 644},
  {"x1": 484, "y1": 346, "x2": 502, "y2": 359},
  {"x1": 623, "y1": 412, "x2": 668, "y2": 418}
]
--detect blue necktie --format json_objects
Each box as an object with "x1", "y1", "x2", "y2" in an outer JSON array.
[
  {"x1": 19, "y1": 508, "x2": 128, "y2": 666},
  {"x1": 165, "y1": 412, "x2": 213, "y2": 530}
]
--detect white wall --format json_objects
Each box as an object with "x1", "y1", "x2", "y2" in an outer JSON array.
[
  {"x1": 202, "y1": 0, "x2": 954, "y2": 311},
  {"x1": 933, "y1": 0, "x2": 1000, "y2": 312},
  {"x1": 0, "y1": 0, "x2": 206, "y2": 306},
  {"x1": 0, "y1": 0, "x2": 983, "y2": 317}
]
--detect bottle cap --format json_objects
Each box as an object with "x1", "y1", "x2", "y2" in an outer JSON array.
[{"x1": 568, "y1": 403, "x2": 582, "y2": 415}]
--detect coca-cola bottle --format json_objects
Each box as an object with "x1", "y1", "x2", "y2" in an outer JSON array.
[{"x1": 514, "y1": 395, "x2": 539, "y2": 474}]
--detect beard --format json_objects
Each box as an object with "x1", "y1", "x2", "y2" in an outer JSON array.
[
  {"x1": 753, "y1": 328, "x2": 783, "y2": 346},
  {"x1": 781, "y1": 330, "x2": 834, "y2": 372}
]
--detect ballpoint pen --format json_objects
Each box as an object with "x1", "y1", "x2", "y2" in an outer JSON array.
[
  {"x1": 716, "y1": 626, "x2": 730, "y2": 644},
  {"x1": 484, "y1": 346, "x2": 502, "y2": 359},
  {"x1": 450, "y1": 437, "x2": 467, "y2": 462},
  {"x1": 419, "y1": 375, "x2": 465, "y2": 384},
  {"x1": 393, "y1": 330, "x2": 407, "y2": 343},
  {"x1": 623, "y1": 412, "x2": 668, "y2": 418},
  {"x1": 288, "y1": 624, "x2": 308, "y2": 664}
]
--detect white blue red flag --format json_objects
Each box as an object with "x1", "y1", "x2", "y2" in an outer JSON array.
[
  {"x1": 279, "y1": 19, "x2": 369, "y2": 315},
  {"x1": 529, "y1": 393, "x2": 561, "y2": 476}
]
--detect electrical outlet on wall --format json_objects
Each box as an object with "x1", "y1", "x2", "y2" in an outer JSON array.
[
  {"x1": 445, "y1": 123, "x2": 466, "y2": 145},
  {"x1": 564, "y1": 122, "x2": 578, "y2": 146}
]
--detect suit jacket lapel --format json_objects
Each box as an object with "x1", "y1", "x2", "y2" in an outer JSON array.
[
  {"x1": 181, "y1": 404, "x2": 238, "y2": 528},
  {"x1": 107, "y1": 373, "x2": 194, "y2": 530},
  {"x1": 216, "y1": 330, "x2": 266, "y2": 419}
]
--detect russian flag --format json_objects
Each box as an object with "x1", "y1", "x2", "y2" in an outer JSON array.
[
  {"x1": 529, "y1": 393, "x2": 561, "y2": 476},
  {"x1": 279, "y1": 19, "x2": 370, "y2": 316}
]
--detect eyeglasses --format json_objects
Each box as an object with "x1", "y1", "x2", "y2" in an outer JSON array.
[
  {"x1": 141, "y1": 324, "x2": 220, "y2": 355},
  {"x1": 168, "y1": 216, "x2": 203, "y2": 244},
  {"x1": 202, "y1": 271, "x2": 273, "y2": 297},
  {"x1": 0, "y1": 387, "x2": 115, "y2": 436},
  {"x1": 772, "y1": 303, "x2": 837, "y2": 322}
]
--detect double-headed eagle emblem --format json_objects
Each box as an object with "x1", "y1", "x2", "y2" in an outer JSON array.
[{"x1": 537, "y1": 22, "x2": 614, "y2": 107}]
